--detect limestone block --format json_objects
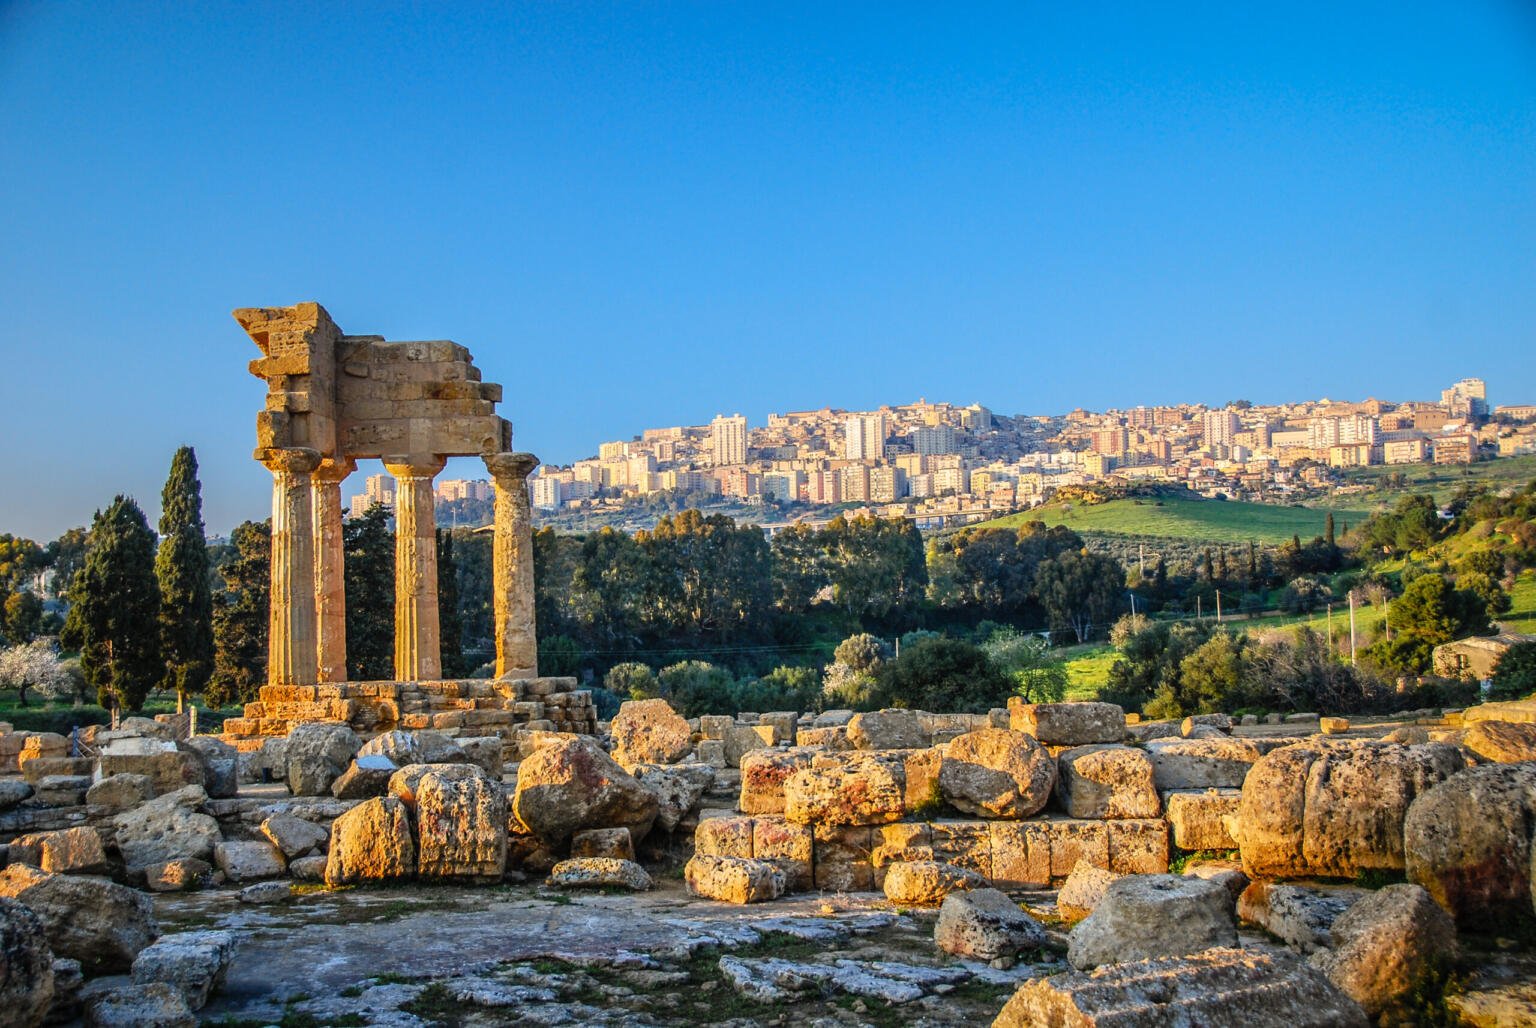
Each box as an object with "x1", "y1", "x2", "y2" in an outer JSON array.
[
  {"x1": 752, "y1": 816, "x2": 814, "y2": 893},
  {"x1": 935, "y1": 887, "x2": 1045, "y2": 966},
  {"x1": 1144, "y1": 736, "x2": 1268, "y2": 790},
  {"x1": 0, "y1": 898, "x2": 54, "y2": 1028},
  {"x1": 0, "y1": 863, "x2": 158, "y2": 974},
  {"x1": 758, "y1": 712, "x2": 798, "y2": 745},
  {"x1": 610, "y1": 699, "x2": 693, "y2": 768},
  {"x1": 1309, "y1": 883, "x2": 1458, "y2": 1016},
  {"x1": 1462, "y1": 719, "x2": 1536, "y2": 763},
  {"x1": 1163, "y1": 789, "x2": 1241, "y2": 851},
  {"x1": 86, "y1": 773, "x2": 154, "y2": 812},
  {"x1": 1108, "y1": 818, "x2": 1169, "y2": 874},
  {"x1": 738, "y1": 747, "x2": 817, "y2": 814},
  {"x1": 1238, "y1": 881, "x2": 1362, "y2": 953},
  {"x1": 685, "y1": 854, "x2": 786, "y2": 904},
  {"x1": 20, "y1": 755, "x2": 92, "y2": 785},
  {"x1": 694, "y1": 815, "x2": 755, "y2": 859},
  {"x1": 114, "y1": 786, "x2": 221, "y2": 877},
  {"x1": 633, "y1": 762, "x2": 715, "y2": 832},
  {"x1": 1055, "y1": 744, "x2": 1160, "y2": 819},
  {"x1": 33, "y1": 774, "x2": 90, "y2": 806},
  {"x1": 83, "y1": 982, "x2": 197, "y2": 1028},
  {"x1": 144, "y1": 859, "x2": 212, "y2": 893},
  {"x1": 873, "y1": 823, "x2": 935, "y2": 887},
  {"x1": 1057, "y1": 860, "x2": 1123, "y2": 921},
  {"x1": 723, "y1": 724, "x2": 774, "y2": 767},
  {"x1": 881, "y1": 860, "x2": 984, "y2": 906},
  {"x1": 131, "y1": 929, "x2": 237, "y2": 1011},
  {"x1": 511, "y1": 736, "x2": 657, "y2": 846},
  {"x1": 26, "y1": 827, "x2": 107, "y2": 875},
  {"x1": 812, "y1": 825, "x2": 875, "y2": 892},
  {"x1": 988, "y1": 821, "x2": 1053, "y2": 887},
  {"x1": 260, "y1": 813, "x2": 329, "y2": 860},
  {"x1": 930, "y1": 820, "x2": 993, "y2": 878},
  {"x1": 784, "y1": 754, "x2": 905, "y2": 826},
  {"x1": 178, "y1": 737, "x2": 240, "y2": 798},
  {"x1": 324, "y1": 796, "x2": 416, "y2": 886},
  {"x1": 1319, "y1": 716, "x2": 1350, "y2": 735},
  {"x1": 1008, "y1": 700, "x2": 1125, "y2": 746},
  {"x1": 548, "y1": 857, "x2": 652, "y2": 891},
  {"x1": 416, "y1": 767, "x2": 508, "y2": 880},
  {"x1": 1068, "y1": 874, "x2": 1237, "y2": 970},
  {"x1": 937, "y1": 728, "x2": 1054, "y2": 819},
  {"x1": 570, "y1": 827, "x2": 634, "y2": 861},
  {"x1": 846, "y1": 709, "x2": 927, "y2": 750},
  {"x1": 214, "y1": 840, "x2": 287, "y2": 883},
  {"x1": 994, "y1": 948, "x2": 1368, "y2": 1027}
]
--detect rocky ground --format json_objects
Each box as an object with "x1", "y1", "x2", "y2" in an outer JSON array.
[{"x1": 170, "y1": 881, "x2": 1044, "y2": 1026}]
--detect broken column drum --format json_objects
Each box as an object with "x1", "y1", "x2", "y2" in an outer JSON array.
[{"x1": 236, "y1": 301, "x2": 537, "y2": 684}]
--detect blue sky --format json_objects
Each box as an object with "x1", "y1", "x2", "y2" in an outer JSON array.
[{"x1": 1, "y1": 1, "x2": 1533, "y2": 540}]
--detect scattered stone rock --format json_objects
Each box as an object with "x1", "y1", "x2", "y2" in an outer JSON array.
[
  {"x1": 685, "y1": 854, "x2": 786, "y2": 904},
  {"x1": 723, "y1": 724, "x2": 773, "y2": 766},
  {"x1": 417, "y1": 766, "x2": 507, "y2": 880},
  {"x1": 284, "y1": 722, "x2": 361, "y2": 796},
  {"x1": 457, "y1": 736, "x2": 505, "y2": 779},
  {"x1": 1056, "y1": 860, "x2": 1123, "y2": 921},
  {"x1": 1008, "y1": 700, "x2": 1125, "y2": 746},
  {"x1": 610, "y1": 699, "x2": 693, "y2": 768},
  {"x1": 847, "y1": 709, "x2": 926, "y2": 750},
  {"x1": 144, "y1": 858, "x2": 212, "y2": 893},
  {"x1": 1180, "y1": 859, "x2": 1248, "y2": 904},
  {"x1": 632, "y1": 762, "x2": 715, "y2": 832},
  {"x1": 937, "y1": 728, "x2": 1055, "y2": 819},
  {"x1": 570, "y1": 827, "x2": 634, "y2": 861},
  {"x1": 260, "y1": 813, "x2": 329, "y2": 860},
  {"x1": 356, "y1": 729, "x2": 425, "y2": 767},
  {"x1": 287, "y1": 854, "x2": 327, "y2": 882},
  {"x1": 48, "y1": 956, "x2": 83, "y2": 1025},
  {"x1": 1319, "y1": 716, "x2": 1351, "y2": 735},
  {"x1": 213, "y1": 840, "x2": 286, "y2": 883},
  {"x1": 1463, "y1": 719, "x2": 1536, "y2": 763},
  {"x1": 15, "y1": 827, "x2": 108, "y2": 875},
  {"x1": 785, "y1": 754, "x2": 907, "y2": 826},
  {"x1": 113, "y1": 785, "x2": 221, "y2": 877},
  {"x1": 324, "y1": 796, "x2": 416, "y2": 886},
  {"x1": 178, "y1": 736, "x2": 239, "y2": 798},
  {"x1": 414, "y1": 730, "x2": 467, "y2": 764},
  {"x1": 1145, "y1": 736, "x2": 1268, "y2": 790},
  {"x1": 512, "y1": 736, "x2": 659, "y2": 846},
  {"x1": 1055, "y1": 744, "x2": 1160, "y2": 819},
  {"x1": 994, "y1": 947, "x2": 1368, "y2": 1027},
  {"x1": 880, "y1": 860, "x2": 984, "y2": 906},
  {"x1": 934, "y1": 887, "x2": 1045, "y2": 967},
  {"x1": 0, "y1": 863, "x2": 158, "y2": 973},
  {"x1": 33, "y1": 774, "x2": 90, "y2": 806},
  {"x1": 0, "y1": 897, "x2": 54, "y2": 1028},
  {"x1": 1309, "y1": 883, "x2": 1457, "y2": 1016},
  {"x1": 131, "y1": 930, "x2": 236, "y2": 1010},
  {"x1": 1162, "y1": 788, "x2": 1241, "y2": 850},
  {"x1": 1238, "y1": 881, "x2": 1361, "y2": 953},
  {"x1": 1237, "y1": 740, "x2": 1462, "y2": 879},
  {"x1": 1181, "y1": 713, "x2": 1232, "y2": 736},
  {"x1": 86, "y1": 773, "x2": 154, "y2": 812},
  {"x1": 548, "y1": 857, "x2": 654, "y2": 891},
  {"x1": 386, "y1": 760, "x2": 480, "y2": 807},
  {"x1": 329, "y1": 754, "x2": 396, "y2": 799},
  {"x1": 0, "y1": 778, "x2": 34, "y2": 811},
  {"x1": 1404, "y1": 760, "x2": 1536, "y2": 932},
  {"x1": 239, "y1": 881, "x2": 293, "y2": 904},
  {"x1": 84, "y1": 981, "x2": 196, "y2": 1028},
  {"x1": 1068, "y1": 873, "x2": 1237, "y2": 970}
]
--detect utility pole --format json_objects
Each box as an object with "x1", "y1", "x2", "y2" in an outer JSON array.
[
  {"x1": 1138, "y1": 543, "x2": 1145, "y2": 577},
  {"x1": 1128, "y1": 591, "x2": 1137, "y2": 616},
  {"x1": 1327, "y1": 603, "x2": 1333, "y2": 649},
  {"x1": 1348, "y1": 590, "x2": 1358, "y2": 665},
  {"x1": 1197, "y1": 596, "x2": 1202, "y2": 621},
  {"x1": 1216, "y1": 589, "x2": 1223, "y2": 624}
]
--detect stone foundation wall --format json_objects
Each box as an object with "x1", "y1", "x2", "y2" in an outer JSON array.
[{"x1": 220, "y1": 677, "x2": 597, "y2": 748}]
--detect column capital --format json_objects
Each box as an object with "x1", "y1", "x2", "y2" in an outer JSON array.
[
  {"x1": 483, "y1": 451, "x2": 539, "y2": 484},
  {"x1": 260, "y1": 447, "x2": 323, "y2": 476},
  {"x1": 312, "y1": 456, "x2": 358, "y2": 485},
  {"x1": 382, "y1": 455, "x2": 447, "y2": 479}
]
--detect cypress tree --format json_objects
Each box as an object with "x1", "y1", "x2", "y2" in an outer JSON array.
[
  {"x1": 437, "y1": 528, "x2": 464, "y2": 677},
  {"x1": 209, "y1": 519, "x2": 269, "y2": 709},
  {"x1": 156, "y1": 447, "x2": 214, "y2": 710},
  {"x1": 62, "y1": 496, "x2": 161, "y2": 711},
  {"x1": 1325, "y1": 511, "x2": 1337, "y2": 548},
  {"x1": 345, "y1": 504, "x2": 394, "y2": 680}
]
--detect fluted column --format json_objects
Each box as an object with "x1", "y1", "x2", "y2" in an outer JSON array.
[
  {"x1": 311, "y1": 456, "x2": 356, "y2": 683},
  {"x1": 262, "y1": 447, "x2": 323, "y2": 686},
  {"x1": 384, "y1": 456, "x2": 446, "y2": 681},
  {"x1": 484, "y1": 452, "x2": 540, "y2": 678}
]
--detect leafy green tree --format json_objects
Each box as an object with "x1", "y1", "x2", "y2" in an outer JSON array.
[
  {"x1": 538, "y1": 633, "x2": 582, "y2": 676},
  {"x1": 1490, "y1": 642, "x2": 1536, "y2": 701},
  {"x1": 1279, "y1": 575, "x2": 1331, "y2": 614},
  {"x1": 1167, "y1": 630, "x2": 1252, "y2": 716},
  {"x1": 3, "y1": 591, "x2": 44, "y2": 644},
  {"x1": 156, "y1": 447, "x2": 214, "y2": 708},
  {"x1": 656, "y1": 659, "x2": 737, "y2": 716},
  {"x1": 736, "y1": 665, "x2": 822, "y2": 713},
  {"x1": 571, "y1": 528, "x2": 647, "y2": 650},
  {"x1": 981, "y1": 627, "x2": 1067, "y2": 703},
  {"x1": 451, "y1": 528, "x2": 494, "y2": 657},
  {"x1": 436, "y1": 529, "x2": 465, "y2": 676},
  {"x1": 639, "y1": 510, "x2": 774, "y2": 643},
  {"x1": 822, "y1": 632, "x2": 891, "y2": 708},
  {"x1": 872, "y1": 635, "x2": 1011, "y2": 713},
  {"x1": 60, "y1": 496, "x2": 162, "y2": 711},
  {"x1": 823, "y1": 516, "x2": 928, "y2": 626},
  {"x1": 770, "y1": 523, "x2": 828, "y2": 614},
  {"x1": 604, "y1": 661, "x2": 660, "y2": 699},
  {"x1": 1365, "y1": 573, "x2": 1493, "y2": 676},
  {"x1": 1035, "y1": 550, "x2": 1126, "y2": 643},
  {"x1": 44, "y1": 527, "x2": 89, "y2": 601},
  {"x1": 209, "y1": 520, "x2": 269, "y2": 708},
  {"x1": 0, "y1": 534, "x2": 44, "y2": 592},
  {"x1": 344, "y1": 505, "x2": 395, "y2": 680},
  {"x1": 1102, "y1": 618, "x2": 1215, "y2": 712}
]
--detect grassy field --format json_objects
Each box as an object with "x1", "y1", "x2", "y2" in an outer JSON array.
[
  {"x1": 1501, "y1": 571, "x2": 1536, "y2": 635},
  {"x1": 974, "y1": 493, "x2": 1351, "y2": 545}
]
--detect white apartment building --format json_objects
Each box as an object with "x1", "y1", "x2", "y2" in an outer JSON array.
[
  {"x1": 710, "y1": 413, "x2": 749, "y2": 466},
  {"x1": 844, "y1": 414, "x2": 887, "y2": 461},
  {"x1": 531, "y1": 476, "x2": 564, "y2": 510}
]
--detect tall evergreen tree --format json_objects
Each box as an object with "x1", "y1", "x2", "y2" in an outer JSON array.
[
  {"x1": 345, "y1": 505, "x2": 394, "y2": 680},
  {"x1": 437, "y1": 528, "x2": 465, "y2": 677},
  {"x1": 209, "y1": 520, "x2": 269, "y2": 708},
  {"x1": 1325, "y1": 511, "x2": 1337, "y2": 548},
  {"x1": 61, "y1": 497, "x2": 161, "y2": 711},
  {"x1": 156, "y1": 447, "x2": 214, "y2": 709}
]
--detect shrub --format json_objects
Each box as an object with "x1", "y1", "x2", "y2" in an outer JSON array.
[{"x1": 871, "y1": 635, "x2": 1012, "y2": 714}]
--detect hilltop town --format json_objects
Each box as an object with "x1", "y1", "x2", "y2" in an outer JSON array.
[{"x1": 356, "y1": 377, "x2": 1536, "y2": 532}]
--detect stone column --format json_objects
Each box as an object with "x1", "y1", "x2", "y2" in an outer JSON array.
[
  {"x1": 262, "y1": 447, "x2": 323, "y2": 687},
  {"x1": 311, "y1": 456, "x2": 356, "y2": 683},
  {"x1": 384, "y1": 456, "x2": 447, "y2": 681},
  {"x1": 483, "y1": 452, "x2": 540, "y2": 678}
]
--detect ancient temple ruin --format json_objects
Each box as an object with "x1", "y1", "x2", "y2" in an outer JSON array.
[{"x1": 219, "y1": 303, "x2": 595, "y2": 744}]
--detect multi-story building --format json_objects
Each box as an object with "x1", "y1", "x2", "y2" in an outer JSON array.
[
  {"x1": 869, "y1": 465, "x2": 908, "y2": 502},
  {"x1": 1383, "y1": 438, "x2": 1429, "y2": 464},
  {"x1": 841, "y1": 464, "x2": 871, "y2": 502},
  {"x1": 1091, "y1": 427, "x2": 1128, "y2": 456},
  {"x1": 710, "y1": 413, "x2": 749, "y2": 466},
  {"x1": 807, "y1": 470, "x2": 842, "y2": 504},
  {"x1": 845, "y1": 414, "x2": 887, "y2": 461},
  {"x1": 762, "y1": 470, "x2": 804, "y2": 503},
  {"x1": 1201, "y1": 409, "x2": 1241, "y2": 448},
  {"x1": 1432, "y1": 433, "x2": 1478, "y2": 465},
  {"x1": 1442, "y1": 378, "x2": 1488, "y2": 420},
  {"x1": 913, "y1": 424, "x2": 959, "y2": 455},
  {"x1": 531, "y1": 476, "x2": 564, "y2": 510}
]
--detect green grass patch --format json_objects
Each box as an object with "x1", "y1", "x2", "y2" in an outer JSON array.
[{"x1": 974, "y1": 493, "x2": 1353, "y2": 544}]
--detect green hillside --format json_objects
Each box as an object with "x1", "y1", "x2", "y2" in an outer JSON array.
[{"x1": 975, "y1": 493, "x2": 1350, "y2": 545}]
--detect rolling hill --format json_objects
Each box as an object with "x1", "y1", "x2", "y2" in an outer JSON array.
[{"x1": 973, "y1": 492, "x2": 1353, "y2": 545}]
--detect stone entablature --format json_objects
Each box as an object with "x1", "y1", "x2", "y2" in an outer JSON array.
[
  {"x1": 235, "y1": 302, "x2": 540, "y2": 687},
  {"x1": 219, "y1": 677, "x2": 596, "y2": 749}
]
